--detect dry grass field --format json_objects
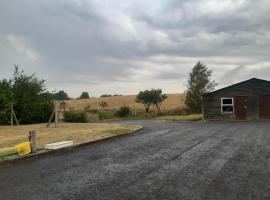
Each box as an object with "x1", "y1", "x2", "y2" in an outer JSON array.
[
  {"x1": 0, "y1": 123, "x2": 142, "y2": 158},
  {"x1": 61, "y1": 93, "x2": 185, "y2": 113}
]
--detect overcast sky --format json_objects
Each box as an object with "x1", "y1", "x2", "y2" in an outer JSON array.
[{"x1": 1, "y1": 0, "x2": 270, "y2": 97}]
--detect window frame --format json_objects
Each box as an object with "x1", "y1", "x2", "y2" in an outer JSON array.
[{"x1": 221, "y1": 97, "x2": 234, "y2": 114}]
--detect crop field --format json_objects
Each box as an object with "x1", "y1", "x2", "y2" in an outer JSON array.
[{"x1": 61, "y1": 93, "x2": 185, "y2": 113}]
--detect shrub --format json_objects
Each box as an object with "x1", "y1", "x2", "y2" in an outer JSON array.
[
  {"x1": 99, "y1": 101, "x2": 108, "y2": 109},
  {"x1": 116, "y1": 106, "x2": 132, "y2": 117},
  {"x1": 64, "y1": 110, "x2": 87, "y2": 123},
  {"x1": 85, "y1": 112, "x2": 100, "y2": 122},
  {"x1": 98, "y1": 110, "x2": 114, "y2": 120}
]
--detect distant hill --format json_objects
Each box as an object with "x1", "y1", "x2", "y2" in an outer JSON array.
[{"x1": 59, "y1": 93, "x2": 185, "y2": 113}]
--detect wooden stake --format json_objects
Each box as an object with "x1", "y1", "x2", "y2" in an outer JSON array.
[
  {"x1": 54, "y1": 101, "x2": 58, "y2": 128},
  {"x1": 10, "y1": 105, "x2": 13, "y2": 126},
  {"x1": 12, "y1": 108, "x2": 19, "y2": 125},
  {"x1": 46, "y1": 101, "x2": 58, "y2": 127},
  {"x1": 29, "y1": 130, "x2": 37, "y2": 153},
  {"x1": 46, "y1": 110, "x2": 55, "y2": 127}
]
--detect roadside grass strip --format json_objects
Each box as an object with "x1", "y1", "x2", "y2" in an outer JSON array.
[
  {"x1": 155, "y1": 114, "x2": 202, "y2": 121},
  {"x1": 0, "y1": 123, "x2": 142, "y2": 160}
]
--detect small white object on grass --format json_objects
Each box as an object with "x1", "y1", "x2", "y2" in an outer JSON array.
[{"x1": 45, "y1": 141, "x2": 74, "y2": 150}]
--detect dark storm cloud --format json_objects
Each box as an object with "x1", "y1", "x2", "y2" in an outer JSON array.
[{"x1": 0, "y1": 0, "x2": 270, "y2": 96}]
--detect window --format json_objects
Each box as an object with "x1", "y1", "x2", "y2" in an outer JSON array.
[{"x1": 221, "y1": 98, "x2": 234, "y2": 113}]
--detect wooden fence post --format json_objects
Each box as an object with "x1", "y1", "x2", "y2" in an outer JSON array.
[
  {"x1": 29, "y1": 130, "x2": 37, "y2": 153},
  {"x1": 12, "y1": 107, "x2": 19, "y2": 125},
  {"x1": 54, "y1": 101, "x2": 58, "y2": 128},
  {"x1": 10, "y1": 106, "x2": 13, "y2": 126}
]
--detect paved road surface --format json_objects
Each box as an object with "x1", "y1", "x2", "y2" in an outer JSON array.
[{"x1": 1, "y1": 120, "x2": 270, "y2": 200}]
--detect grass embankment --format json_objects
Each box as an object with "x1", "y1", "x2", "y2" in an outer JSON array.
[
  {"x1": 155, "y1": 114, "x2": 202, "y2": 121},
  {"x1": 0, "y1": 123, "x2": 142, "y2": 159}
]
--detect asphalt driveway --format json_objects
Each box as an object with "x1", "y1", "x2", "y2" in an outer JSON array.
[{"x1": 1, "y1": 120, "x2": 270, "y2": 200}]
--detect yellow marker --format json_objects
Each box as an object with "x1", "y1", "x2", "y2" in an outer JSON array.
[{"x1": 15, "y1": 142, "x2": 31, "y2": 156}]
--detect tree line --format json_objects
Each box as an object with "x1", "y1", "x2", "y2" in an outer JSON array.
[
  {"x1": 53, "y1": 90, "x2": 90, "y2": 100},
  {"x1": 0, "y1": 62, "x2": 216, "y2": 124},
  {"x1": 53, "y1": 91, "x2": 123, "y2": 100}
]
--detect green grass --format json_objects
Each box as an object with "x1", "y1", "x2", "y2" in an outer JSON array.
[
  {"x1": 0, "y1": 147, "x2": 17, "y2": 159},
  {"x1": 155, "y1": 114, "x2": 202, "y2": 121}
]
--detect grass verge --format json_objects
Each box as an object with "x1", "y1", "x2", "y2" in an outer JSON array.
[
  {"x1": 0, "y1": 123, "x2": 142, "y2": 159},
  {"x1": 0, "y1": 147, "x2": 17, "y2": 159},
  {"x1": 154, "y1": 114, "x2": 202, "y2": 121}
]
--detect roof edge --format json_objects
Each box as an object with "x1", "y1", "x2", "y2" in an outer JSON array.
[{"x1": 202, "y1": 78, "x2": 270, "y2": 96}]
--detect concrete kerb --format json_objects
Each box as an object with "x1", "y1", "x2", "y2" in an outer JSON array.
[{"x1": 0, "y1": 126, "x2": 143, "y2": 168}]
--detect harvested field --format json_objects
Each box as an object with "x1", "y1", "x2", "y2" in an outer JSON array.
[{"x1": 60, "y1": 93, "x2": 185, "y2": 113}]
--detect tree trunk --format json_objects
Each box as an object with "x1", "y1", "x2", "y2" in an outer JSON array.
[
  {"x1": 155, "y1": 103, "x2": 161, "y2": 113},
  {"x1": 144, "y1": 104, "x2": 150, "y2": 113}
]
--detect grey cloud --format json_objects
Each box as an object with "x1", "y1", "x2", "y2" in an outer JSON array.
[{"x1": 0, "y1": 0, "x2": 270, "y2": 97}]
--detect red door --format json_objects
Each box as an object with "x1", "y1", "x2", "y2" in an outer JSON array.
[
  {"x1": 235, "y1": 96, "x2": 247, "y2": 120},
  {"x1": 259, "y1": 96, "x2": 270, "y2": 119}
]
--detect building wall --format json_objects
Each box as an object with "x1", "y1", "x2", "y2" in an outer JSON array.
[{"x1": 202, "y1": 79, "x2": 270, "y2": 121}]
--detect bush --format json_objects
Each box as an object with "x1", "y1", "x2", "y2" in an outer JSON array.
[
  {"x1": 98, "y1": 110, "x2": 114, "y2": 120},
  {"x1": 116, "y1": 106, "x2": 132, "y2": 117},
  {"x1": 64, "y1": 111, "x2": 88, "y2": 123},
  {"x1": 18, "y1": 92, "x2": 54, "y2": 124},
  {"x1": 85, "y1": 112, "x2": 100, "y2": 122}
]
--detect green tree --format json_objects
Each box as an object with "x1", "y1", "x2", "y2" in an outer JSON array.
[
  {"x1": 185, "y1": 62, "x2": 217, "y2": 113},
  {"x1": 136, "y1": 89, "x2": 167, "y2": 113},
  {"x1": 12, "y1": 66, "x2": 54, "y2": 124},
  {"x1": 79, "y1": 92, "x2": 90, "y2": 99},
  {"x1": 53, "y1": 90, "x2": 70, "y2": 100},
  {"x1": 151, "y1": 89, "x2": 168, "y2": 113},
  {"x1": 0, "y1": 79, "x2": 14, "y2": 125}
]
